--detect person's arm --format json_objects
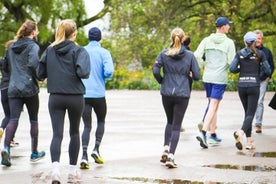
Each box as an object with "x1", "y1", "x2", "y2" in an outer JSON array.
[
  {"x1": 37, "y1": 48, "x2": 48, "y2": 81},
  {"x1": 194, "y1": 38, "x2": 206, "y2": 68},
  {"x1": 152, "y1": 53, "x2": 164, "y2": 84},
  {"x1": 229, "y1": 53, "x2": 240, "y2": 73},
  {"x1": 190, "y1": 54, "x2": 201, "y2": 81},
  {"x1": 75, "y1": 47, "x2": 91, "y2": 79},
  {"x1": 103, "y1": 50, "x2": 114, "y2": 80}
]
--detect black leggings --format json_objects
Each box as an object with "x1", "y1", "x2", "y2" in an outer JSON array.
[
  {"x1": 162, "y1": 95, "x2": 189, "y2": 154},
  {"x1": 1, "y1": 88, "x2": 10, "y2": 129},
  {"x1": 49, "y1": 94, "x2": 84, "y2": 165},
  {"x1": 4, "y1": 94, "x2": 39, "y2": 152},
  {"x1": 238, "y1": 87, "x2": 260, "y2": 137}
]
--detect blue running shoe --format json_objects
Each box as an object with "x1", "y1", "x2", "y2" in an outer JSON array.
[
  {"x1": 1, "y1": 149, "x2": 11, "y2": 167},
  {"x1": 30, "y1": 151, "x2": 46, "y2": 162},
  {"x1": 196, "y1": 132, "x2": 208, "y2": 149},
  {"x1": 209, "y1": 135, "x2": 222, "y2": 144}
]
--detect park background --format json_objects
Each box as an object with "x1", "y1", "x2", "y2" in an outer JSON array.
[{"x1": 0, "y1": 0, "x2": 275, "y2": 91}]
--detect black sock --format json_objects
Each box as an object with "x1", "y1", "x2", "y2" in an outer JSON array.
[
  {"x1": 202, "y1": 130, "x2": 207, "y2": 136},
  {"x1": 211, "y1": 133, "x2": 217, "y2": 137}
]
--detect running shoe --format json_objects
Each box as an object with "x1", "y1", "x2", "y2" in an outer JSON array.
[
  {"x1": 68, "y1": 171, "x2": 81, "y2": 183},
  {"x1": 255, "y1": 126, "x2": 262, "y2": 133},
  {"x1": 165, "y1": 157, "x2": 177, "y2": 168},
  {"x1": 233, "y1": 131, "x2": 243, "y2": 150},
  {"x1": 1, "y1": 149, "x2": 11, "y2": 167},
  {"x1": 51, "y1": 171, "x2": 61, "y2": 184},
  {"x1": 30, "y1": 151, "x2": 46, "y2": 162},
  {"x1": 160, "y1": 150, "x2": 169, "y2": 163},
  {"x1": 0, "y1": 128, "x2": 3, "y2": 143},
  {"x1": 91, "y1": 150, "x2": 104, "y2": 164},
  {"x1": 80, "y1": 159, "x2": 90, "y2": 169},
  {"x1": 245, "y1": 141, "x2": 255, "y2": 150},
  {"x1": 196, "y1": 131, "x2": 208, "y2": 149},
  {"x1": 209, "y1": 135, "x2": 222, "y2": 145}
]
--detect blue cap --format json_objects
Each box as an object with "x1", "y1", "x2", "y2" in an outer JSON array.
[
  {"x1": 216, "y1": 17, "x2": 232, "y2": 27},
  {"x1": 88, "y1": 27, "x2": 101, "y2": 41},
  {"x1": 244, "y1": 32, "x2": 257, "y2": 43}
]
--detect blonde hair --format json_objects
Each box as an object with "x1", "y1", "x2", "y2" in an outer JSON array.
[
  {"x1": 166, "y1": 28, "x2": 185, "y2": 56},
  {"x1": 51, "y1": 19, "x2": 77, "y2": 46},
  {"x1": 14, "y1": 20, "x2": 37, "y2": 41}
]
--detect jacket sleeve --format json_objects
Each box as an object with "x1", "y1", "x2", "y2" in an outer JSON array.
[
  {"x1": 152, "y1": 53, "x2": 163, "y2": 84},
  {"x1": 103, "y1": 50, "x2": 114, "y2": 80},
  {"x1": 229, "y1": 53, "x2": 240, "y2": 73},
  {"x1": 190, "y1": 54, "x2": 200, "y2": 81},
  {"x1": 194, "y1": 38, "x2": 207, "y2": 68},
  {"x1": 37, "y1": 49, "x2": 48, "y2": 81},
  {"x1": 28, "y1": 44, "x2": 40, "y2": 79},
  {"x1": 260, "y1": 52, "x2": 272, "y2": 77},
  {"x1": 75, "y1": 47, "x2": 91, "y2": 79}
]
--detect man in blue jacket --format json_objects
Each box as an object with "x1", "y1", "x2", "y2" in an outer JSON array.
[{"x1": 80, "y1": 27, "x2": 114, "y2": 169}]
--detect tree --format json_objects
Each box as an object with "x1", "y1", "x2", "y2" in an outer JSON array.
[
  {"x1": 0, "y1": 0, "x2": 111, "y2": 55},
  {"x1": 107, "y1": 0, "x2": 276, "y2": 69}
]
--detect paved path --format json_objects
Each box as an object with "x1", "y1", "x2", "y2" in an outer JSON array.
[{"x1": 1, "y1": 89, "x2": 276, "y2": 183}]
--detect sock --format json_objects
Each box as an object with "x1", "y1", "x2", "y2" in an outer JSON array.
[
  {"x1": 164, "y1": 145, "x2": 169, "y2": 151},
  {"x1": 202, "y1": 130, "x2": 207, "y2": 136},
  {"x1": 69, "y1": 165, "x2": 77, "y2": 175},
  {"x1": 168, "y1": 153, "x2": 174, "y2": 159},
  {"x1": 52, "y1": 161, "x2": 60, "y2": 174},
  {"x1": 211, "y1": 133, "x2": 217, "y2": 137}
]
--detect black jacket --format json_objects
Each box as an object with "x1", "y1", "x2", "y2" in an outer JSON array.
[
  {"x1": 5, "y1": 38, "x2": 40, "y2": 97},
  {"x1": 37, "y1": 40, "x2": 90, "y2": 95},
  {"x1": 257, "y1": 45, "x2": 274, "y2": 81},
  {"x1": 0, "y1": 55, "x2": 10, "y2": 90},
  {"x1": 230, "y1": 47, "x2": 271, "y2": 88},
  {"x1": 152, "y1": 45, "x2": 200, "y2": 98}
]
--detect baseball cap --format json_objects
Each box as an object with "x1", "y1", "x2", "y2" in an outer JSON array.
[
  {"x1": 88, "y1": 27, "x2": 101, "y2": 41},
  {"x1": 216, "y1": 17, "x2": 232, "y2": 27},
  {"x1": 244, "y1": 32, "x2": 257, "y2": 43}
]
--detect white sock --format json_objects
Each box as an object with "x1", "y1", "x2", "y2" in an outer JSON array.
[
  {"x1": 52, "y1": 161, "x2": 60, "y2": 174},
  {"x1": 168, "y1": 153, "x2": 174, "y2": 159},
  {"x1": 164, "y1": 145, "x2": 169, "y2": 151},
  {"x1": 69, "y1": 165, "x2": 77, "y2": 175}
]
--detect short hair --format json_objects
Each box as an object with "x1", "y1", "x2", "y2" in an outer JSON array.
[{"x1": 254, "y1": 30, "x2": 264, "y2": 37}]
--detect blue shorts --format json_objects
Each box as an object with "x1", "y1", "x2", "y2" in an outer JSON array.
[{"x1": 204, "y1": 83, "x2": 226, "y2": 100}]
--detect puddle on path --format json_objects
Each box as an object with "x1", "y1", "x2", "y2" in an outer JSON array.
[
  {"x1": 203, "y1": 164, "x2": 276, "y2": 172},
  {"x1": 111, "y1": 177, "x2": 225, "y2": 184},
  {"x1": 253, "y1": 152, "x2": 276, "y2": 158}
]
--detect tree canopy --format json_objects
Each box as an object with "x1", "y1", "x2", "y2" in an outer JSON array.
[{"x1": 0, "y1": 0, "x2": 275, "y2": 70}]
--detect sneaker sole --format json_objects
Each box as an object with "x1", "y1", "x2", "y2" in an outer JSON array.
[
  {"x1": 1, "y1": 151, "x2": 11, "y2": 167},
  {"x1": 91, "y1": 153, "x2": 104, "y2": 164},
  {"x1": 233, "y1": 132, "x2": 243, "y2": 150},
  {"x1": 165, "y1": 161, "x2": 177, "y2": 168},
  {"x1": 196, "y1": 136, "x2": 208, "y2": 149}
]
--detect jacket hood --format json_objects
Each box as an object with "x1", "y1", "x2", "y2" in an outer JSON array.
[
  {"x1": 11, "y1": 38, "x2": 35, "y2": 54},
  {"x1": 209, "y1": 33, "x2": 228, "y2": 44},
  {"x1": 53, "y1": 40, "x2": 75, "y2": 55},
  {"x1": 169, "y1": 45, "x2": 187, "y2": 60}
]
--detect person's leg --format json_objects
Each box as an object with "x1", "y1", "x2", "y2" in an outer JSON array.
[
  {"x1": 165, "y1": 97, "x2": 189, "y2": 168},
  {"x1": 1, "y1": 98, "x2": 23, "y2": 166},
  {"x1": 80, "y1": 98, "x2": 92, "y2": 168},
  {"x1": 91, "y1": 98, "x2": 106, "y2": 164},
  {"x1": 255, "y1": 81, "x2": 268, "y2": 133},
  {"x1": 160, "y1": 96, "x2": 173, "y2": 163},
  {"x1": 48, "y1": 94, "x2": 66, "y2": 182},
  {"x1": 67, "y1": 95, "x2": 84, "y2": 178},
  {"x1": 241, "y1": 87, "x2": 259, "y2": 149},
  {"x1": 0, "y1": 89, "x2": 10, "y2": 143}
]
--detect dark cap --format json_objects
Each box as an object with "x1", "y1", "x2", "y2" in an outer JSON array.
[
  {"x1": 216, "y1": 17, "x2": 232, "y2": 27},
  {"x1": 88, "y1": 27, "x2": 101, "y2": 41}
]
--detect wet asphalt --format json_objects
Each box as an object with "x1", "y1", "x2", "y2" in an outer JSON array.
[{"x1": 0, "y1": 89, "x2": 276, "y2": 184}]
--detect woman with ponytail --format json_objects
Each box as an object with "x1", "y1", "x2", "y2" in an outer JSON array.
[
  {"x1": 152, "y1": 28, "x2": 200, "y2": 168},
  {"x1": 37, "y1": 19, "x2": 90, "y2": 184},
  {"x1": 230, "y1": 31, "x2": 271, "y2": 150},
  {"x1": 1, "y1": 20, "x2": 45, "y2": 167}
]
